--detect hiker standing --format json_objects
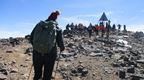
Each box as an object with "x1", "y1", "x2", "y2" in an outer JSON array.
[
  {"x1": 30, "y1": 11, "x2": 65, "y2": 80},
  {"x1": 87, "y1": 23, "x2": 93, "y2": 38},
  {"x1": 94, "y1": 24, "x2": 99, "y2": 36},
  {"x1": 106, "y1": 21, "x2": 111, "y2": 39},
  {"x1": 118, "y1": 24, "x2": 121, "y2": 32},
  {"x1": 112, "y1": 24, "x2": 116, "y2": 31},
  {"x1": 99, "y1": 22, "x2": 105, "y2": 37},
  {"x1": 123, "y1": 25, "x2": 127, "y2": 32}
]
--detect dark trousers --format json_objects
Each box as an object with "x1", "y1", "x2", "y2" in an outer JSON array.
[
  {"x1": 88, "y1": 30, "x2": 92, "y2": 38},
  {"x1": 101, "y1": 30, "x2": 105, "y2": 37},
  {"x1": 95, "y1": 30, "x2": 99, "y2": 36},
  {"x1": 33, "y1": 49, "x2": 57, "y2": 80},
  {"x1": 106, "y1": 30, "x2": 110, "y2": 39}
]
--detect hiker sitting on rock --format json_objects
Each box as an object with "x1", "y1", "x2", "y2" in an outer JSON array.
[{"x1": 30, "y1": 10, "x2": 65, "y2": 80}]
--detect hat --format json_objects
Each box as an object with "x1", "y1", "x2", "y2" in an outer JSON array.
[
  {"x1": 55, "y1": 10, "x2": 60, "y2": 15},
  {"x1": 47, "y1": 10, "x2": 60, "y2": 21}
]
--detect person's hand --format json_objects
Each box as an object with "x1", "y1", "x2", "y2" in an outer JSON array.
[{"x1": 60, "y1": 47, "x2": 65, "y2": 52}]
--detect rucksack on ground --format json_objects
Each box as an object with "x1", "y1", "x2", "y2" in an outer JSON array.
[{"x1": 32, "y1": 20, "x2": 57, "y2": 54}]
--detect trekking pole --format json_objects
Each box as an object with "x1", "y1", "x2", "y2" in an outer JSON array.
[
  {"x1": 54, "y1": 51, "x2": 62, "y2": 80},
  {"x1": 27, "y1": 64, "x2": 33, "y2": 80}
]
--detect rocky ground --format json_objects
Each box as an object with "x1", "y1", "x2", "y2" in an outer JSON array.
[{"x1": 0, "y1": 31, "x2": 144, "y2": 80}]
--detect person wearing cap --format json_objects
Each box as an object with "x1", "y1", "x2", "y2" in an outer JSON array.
[{"x1": 30, "y1": 11, "x2": 65, "y2": 80}]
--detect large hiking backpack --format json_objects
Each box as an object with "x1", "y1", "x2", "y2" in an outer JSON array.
[{"x1": 32, "y1": 20, "x2": 57, "y2": 54}]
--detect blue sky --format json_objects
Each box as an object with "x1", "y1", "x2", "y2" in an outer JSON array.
[{"x1": 0, "y1": 0, "x2": 144, "y2": 38}]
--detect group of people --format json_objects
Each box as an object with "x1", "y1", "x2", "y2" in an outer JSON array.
[
  {"x1": 87, "y1": 21, "x2": 111, "y2": 38},
  {"x1": 65, "y1": 21, "x2": 127, "y2": 38}
]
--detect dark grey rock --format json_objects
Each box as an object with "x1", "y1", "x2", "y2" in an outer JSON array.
[
  {"x1": 0, "y1": 63, "x2": 4, "y2": 70},
  {"x1": 24, "y1": 47, "x2": 33, "y2": 55},
  {"x1": 81, "y1": 68, "x2": 88, "y2": 77},
  {"x1": 78, "y1": 45, "x2": 84, "y2": 49},
  {"x1": 127, "y1": 66, "x2": 135, "y2": 73},
  {"x1": 77, "y1": 65, "x2": 84, "y2": 73},
  {"x1": 133, "y1": 32, "x2": 144, "y2": 39},
  {"x1": 130, "y1": 75, "x2": 144, "y2": 80},
  {"x1": 67, "y1": 43, "x2": 75, "y2": 48},
  {"x1": 6, "y1": 49, "x2": 13, "y2": 53},
  {"x1": 119, "y1": 69, "x2": 126, "y2": 79},
  {"x1": 0, "y1": 69, "x2": 8, "y2": 75},
  {"x1": 130, "y1": 50, "x2": 139, "y2": 56},
  {"x1": 127, "y1": 61, "x2": 137, "y2": 67},
  {"x1": 111, "y1": 63, "x2": 120, "y2": 67},
  {"x1": 120, "y1": 55, "x2": 129, "y2": 62}
]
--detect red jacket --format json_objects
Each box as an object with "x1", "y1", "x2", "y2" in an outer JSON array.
[{"x1": 96, "y1": 26, "x2": 105, "y2": 30}]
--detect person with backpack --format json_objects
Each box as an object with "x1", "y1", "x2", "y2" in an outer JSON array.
[{"x1": 30, "y1": 11, "x2": 65, "y2": 80}]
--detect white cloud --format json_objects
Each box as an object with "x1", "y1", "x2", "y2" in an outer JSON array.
[
  {"x1": 60, "y1": 11, "x2": 113, "y2": 27},
  {"x1": 73, "y1": 11, "x2": 113, "y2": 18},
  {"x1": 0, "y1": 22, "x2": 35, "y2": 38},
  {"x1": 0, "y1": 31, "x2": 26, "y2": 39},
  {"x1": 62, "y1": 17, "x2": 90, "y2": 26},
  {"x1": 127, "y1": 24, "x2": 144, "y2": 32}
]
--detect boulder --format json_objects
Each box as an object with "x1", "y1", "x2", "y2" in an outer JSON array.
[
  {"x1": 87, "y1": 40, "x2": 93, "y2": 45},
  {"x1": 71, "y1": 65, "x2": 88, "y2": 77},
  {"x1": 133, "y1": 32, "x2": 144, "y2": 39},
  {"x1": 10, "y1": 68, "x2": 18, "y2": 73},
  {"x1": 111, "y1": 62, "x2": 120, "y2": 67},
  {"x1": 89, "y1": 52, "x2": 104, "y2": 57},
  {"x1": 67, "y1": 43, "x2": 75, "y2": 48},
  {"x1": 0, "y1": 73, "x2": 7, "y2": 80},
  {"x1": 136, "y1": 60, "x2": 144, "y2": 64},
  {"x1": 118, "y1": 69, "x2": 126, "y2": 79},
  {"x1": 0, "y1": 63, "x2": 4, "y2": 69},
  {"x1": 6, "y1": 49, "x2": 13, "y2": 53},
  {"x1": 0, "y1": 69, "x2": 8, "y2": 75},
  {"x1": 127, "y1": 61, "x2": 137, "y2": 67},
  {"x1": 127, "y1": 66, "x2": 135, "y2": 73},
  {"x1": 61, "y1": 52, "x2": 75, "y2": 58},
  {"x1": 81, "y1": 68, "x2": 88, "y2": 77},
  {"x1": 24, "y1": 47, "x2": 33, "y2": 55},
  {"x1": 130, "y1": 75, "x2": 144, "y2": 80}
]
